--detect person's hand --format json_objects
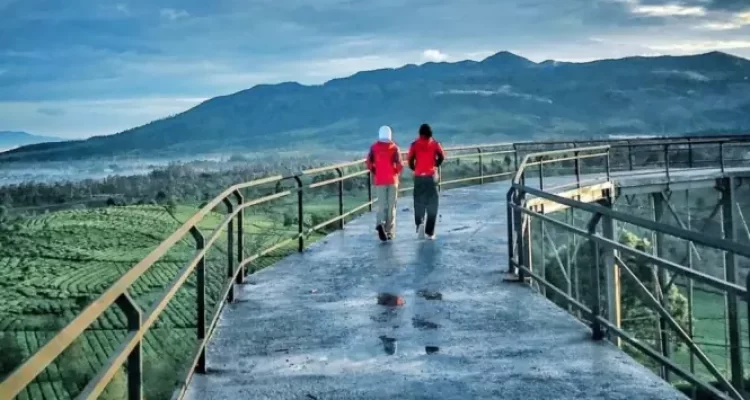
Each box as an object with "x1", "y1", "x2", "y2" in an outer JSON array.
[{"x1": 433, "y1": 171, "x2": 439, "y2": 183}]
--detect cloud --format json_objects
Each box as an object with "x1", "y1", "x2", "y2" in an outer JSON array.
[
  {"x1": 422, "y1": 49, "x2": 449, "y2": 62},
  {"x1": 160, "y1": 8, "x2": 189, "y2": 21},
  {"x1": 630, "y1": 4, "x2": 707, "y2": 17},
  {"x1": 1, "y1": 0, "x2": 750, "y2": 138}
]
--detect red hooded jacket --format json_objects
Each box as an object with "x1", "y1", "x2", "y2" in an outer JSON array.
[
  {"x1": 366, "y1": 141, "x2": 404, "y2": 186},
  {"x1": 407, "y1": 137, "x2": 445, "y2": 176}
]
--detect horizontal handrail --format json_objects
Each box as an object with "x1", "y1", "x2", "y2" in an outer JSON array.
[
  {"x1": 506, "y1": 141, "x2": 750, "y2": 399},
  {"x1": 5, "y1": 134, "x2": 750, "y2": 400}
]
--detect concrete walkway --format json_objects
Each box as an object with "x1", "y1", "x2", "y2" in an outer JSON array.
[{"x1": 185, "y1": 181, "x2": 687, "y2": 400}]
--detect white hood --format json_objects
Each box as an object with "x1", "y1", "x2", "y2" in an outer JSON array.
[{"x1": 378, "y1": 125, "x2": 392, "y2": 142}]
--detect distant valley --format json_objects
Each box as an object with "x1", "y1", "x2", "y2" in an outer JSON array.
[
  {"x1": 2, "y1": 50, "x2": 750, "y2": 163},
  {"x1": 0, "y1": 131, "x2": 63, "y2": 153}
]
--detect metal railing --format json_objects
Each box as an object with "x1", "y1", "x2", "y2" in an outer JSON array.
[
  {"x1": 507, "y1": 145, "x2": 750, "y2": 399},
  {"x1": 2, "y1": 133, "x2": 750, "y2": 400}
]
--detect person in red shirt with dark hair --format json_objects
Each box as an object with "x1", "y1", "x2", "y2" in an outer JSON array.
[
  {"x1": 407, "y1": 123, "x2": 445, "y2": 240},
  {"x1": 366, "y1": 125, "x2": 404, "y2": 241}
]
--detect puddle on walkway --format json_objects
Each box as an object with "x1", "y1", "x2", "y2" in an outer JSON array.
[
  {"x1": 416, "y1": 289, "x2": 443, "y2": 301},
  {"x1": 379, "y1": 336, "x2": 397, "y2": 355},
  {"x1": 412, "y1": 317, "x2": 439, "y2": 330}
]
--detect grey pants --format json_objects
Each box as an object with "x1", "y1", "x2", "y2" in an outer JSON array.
[
  {"x1": 375, "y1": 184, "x2": 398, "y2": 236},
  {"x1": 413, "y1": 176, "x2": 439, "y2": 235}
]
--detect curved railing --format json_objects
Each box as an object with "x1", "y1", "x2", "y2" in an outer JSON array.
[
  {"x1": 507, "y1": 144, "x2": 750, "y2": 399},
  {"x1": 3, "y1": 134, "x2": 750, "y2": 400}
]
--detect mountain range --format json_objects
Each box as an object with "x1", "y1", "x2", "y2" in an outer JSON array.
[
  {"x1": 0, "y1": 131, "x2": 63, "y2": 152},
  {"x1": 2, "y1": 50, "x2": 750, "y2": 162}
]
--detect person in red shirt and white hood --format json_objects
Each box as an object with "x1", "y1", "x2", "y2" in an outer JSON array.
[
  {"x1": 407, "y1": 123, "x2": 445, "y2": 240},
  {"x1": 366, "y1": 125, "x2": 404, "y2": 241}
]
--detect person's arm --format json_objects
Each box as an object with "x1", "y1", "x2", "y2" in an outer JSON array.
[
  {"x1": 366, "y1": 147, "x2": 375, "y2": 173},
  {"x1": 392, "y1": 146, "x2": 404, "y2": 175},
  {"x1": 435, "y1": 142, "x2": 445, "y2": 168},
  {"x1": 407, "y1": 143, "x2": 416, "y2": 170}
]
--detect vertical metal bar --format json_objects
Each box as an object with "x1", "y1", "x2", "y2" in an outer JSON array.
[
  {"x1": 515, "y1": 189, "x2": 528, "y2": 282},
  {"x1": 540, "y1": 205, "x2": 546, "y2": 297},
  {"x1": 538, "y1": 159, "x2": 544, "y2": 191},
  {"x1": 688, "y1": 138, "x2": 693, "y2": 168},
  {"x1": 573, "y1": 151, "x2": 581, "y2": 189},
  {"x1": 628, "y1": 141, "x2": 634, "y2": 171},
  {"x1": 223, "y1": 198, "x2": 235, "y2": 303},
  {"x1": 335, "y1": 168, "x2": 344, "y2": 230},
  {"x1": 438, "y1": 165, "x2": 442, "y2": 192},
  {"x1": 478, "y1": 148, "x2": 484, "y2": 185},
  {"x1": 233, "y1": 191, "x2": 244, "y2": 284},
  {"x1": 367, "y1": 172, "x2": 373, "y2": 211},
  {"x1": 295, "y1": 176, "x2": 304, "y2": 252},
  {"x1": 588, "y1": 215, "x2": 604, "y2": 341},
  {"x1": 116, "y1": 293, "x2": 142, "y2": 400},
  {"x1": 513, "y1": 144, "x2": 519, "y2": 173},
  {"x1": 566, "y1": 208, "x2": 574, "y2": 314},
  {"x1": 189, "y1": 227, "x2": 206, "y2": 373},
  {"x1": 719, "y1": 176, "x2": 744, "y2": 389},
  {"x1": 652, "y1": 192, "x2": 670, "y2": 381},
  {"x1": 523, "y1": 214, "x2": 533, "y2": 282},
  {"x1": 664, "y1": 144, "x2": 671, "y2": 183},
  {"x1": 506, "y1": 190, "x2": 516, "y2": 275},
  {"x1": 720, "y1": 142, "x2": 725, "y2": 173},
  {"x1": 686, "y1": 190, "x2": 696, "y2": 400},
  {"x1": 601, "y1": 195, "x2": 620, "y2": 347},
  {"x1": 605, "y1": 150, "x2": 611, "y2": 182}
]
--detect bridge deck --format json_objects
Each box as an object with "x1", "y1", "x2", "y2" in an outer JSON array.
[{"x1": 185, "y1": 181, "x2": 686, "y2": 400}]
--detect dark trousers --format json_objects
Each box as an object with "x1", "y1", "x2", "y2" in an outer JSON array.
[{"x1": 413, "y1": 176, "x2": 439, "y2": 235}]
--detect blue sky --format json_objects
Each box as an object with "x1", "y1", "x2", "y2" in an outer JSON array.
[{"x1": 1, "y1": 0, "x2": 749, "y2": 139}]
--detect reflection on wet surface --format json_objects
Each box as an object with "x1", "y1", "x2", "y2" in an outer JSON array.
[
  {"x1": 412, "y1": 316, "x2": 439, "y2": 330},
  {"x1": 379, "y1": 336, "x2": 397, "y2": 355},
  {"x1": 416, "y1": 289, "x2": 443, "y2": 300},
  {"x1": 377, "y1": 292, "x2": 405, "y2": 306}
]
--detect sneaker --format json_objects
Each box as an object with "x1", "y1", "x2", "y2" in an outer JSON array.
[
  {"x1": 426, "y1": 234, "x2": 436, "y2": 240},
  {"x1": 417, "y1": 223, "x2": 425, "y2": 239},
  {"x1": 376, "y1": 224, "x2": 387, "y2": 242},
  {"x1": 387, "y1": 233, "x2": 395, "y2": 240}
]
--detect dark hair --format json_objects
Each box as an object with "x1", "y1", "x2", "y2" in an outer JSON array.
[{"x1": 419, "y1": 123, "x2": 432, "y2": 138}]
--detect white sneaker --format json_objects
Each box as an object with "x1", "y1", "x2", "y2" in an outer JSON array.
[
  {"x1": 417, "y1": 223, "x2": 425, "y2": 239},
  {"x1": 426, "y1": 234, "x2": 436, "y2": 240}
]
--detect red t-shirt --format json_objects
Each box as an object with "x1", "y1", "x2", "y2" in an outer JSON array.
[
  {"x1": 366, "y1": 141, "x2": 403, "y2": 185},
  {"x1": 407, "y1": 137, "x2": 445, "y2": 176}
]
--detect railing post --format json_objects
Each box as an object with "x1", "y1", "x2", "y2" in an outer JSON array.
[
  {"x1": 664, "y1": 144, "x2": 671, "y2": 183},
  {"x1": 605, "y1": 149, "x2": 611, "y2": 182},
  {"x1": 478, "y1": 148, "x2": 484, "y2": 185},
  {"x1": 718, "y1": 176, "x2": 744, "y2": 390},
  {"x1": 294, "y1": 176, "x2": 304, "y2": 252},
  {"x1": 367, "y1": 172, "x2": 373, "y2": 212},
  {"x1": 574, "y1": 152, "x2": 581, "y2": 189},
  {"x1": 335, "y1": 168, "x2": 344, "y2": 229},
  {"x1": 222, "y1": 197, "x2": 235, "y2": 303},
  {"x1": 116, "y1": 293, "x2": 143, "y2": 400},
  {"x1": 588, "y1": 213, "x2": 604, "y2": 341},
  {"x1": 189, "y1": 227, "x2": 207, "y2": 374},
  {"x1": 720, "y1": 142, "x2": 725, "y2": 173},
  {"x1": 627, "y1": 141, "x2": 633, "y2": 171},
  {"x1": 688, "y1": 138, "x2": 693, "y2": 168},
  {"x1": 506, "y1": 189, "x2": 516, "y2": 275},
  {"x1": 233, "y1": 191, "x2": 244, "y2": 284},
  {"x1": 438, "y1": 165, "x2": 442, "y2": 192},
  {"x1": 513, "y1": 143, "x2": 519, "y2": 173},
  {"x1": 515, "y1": 189, "x2": 528, "y2": 282},
  {"x1": 601, "y1": 194, "x2": 620, "y2": 347},
  {"x1": 651, "y1": 192, "x2": 671, "y2": 381},
  {"x1": 538, "y1": 158, "x2": 544, "y2": 191}
]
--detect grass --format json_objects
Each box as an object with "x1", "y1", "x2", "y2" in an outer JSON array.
[{"x1": 0, "y1": 191, "x2": 364, "y2": 399}]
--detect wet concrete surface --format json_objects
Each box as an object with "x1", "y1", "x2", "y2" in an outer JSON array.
[{"x1": 185, "y1": 181, "x2": 687, "y2": 400}]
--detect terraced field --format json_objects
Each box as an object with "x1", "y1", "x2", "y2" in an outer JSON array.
[{"x1": 0, "y1": 194, "x2": 357, "y2": 400}]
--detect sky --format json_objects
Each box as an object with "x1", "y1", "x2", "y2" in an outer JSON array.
[{"x1": 1, "y1": 0, "x2": 750, "y2": 139}]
